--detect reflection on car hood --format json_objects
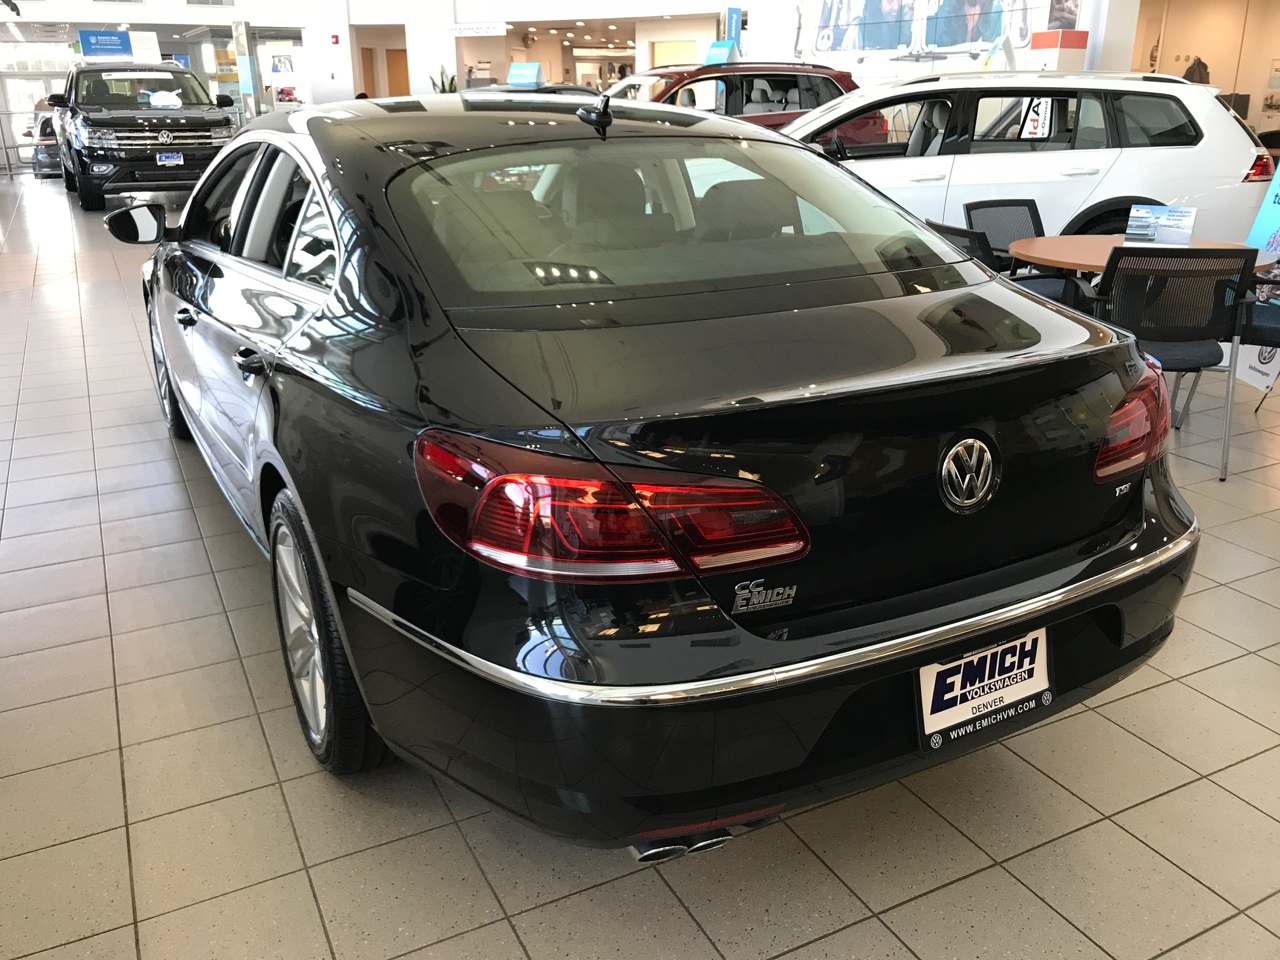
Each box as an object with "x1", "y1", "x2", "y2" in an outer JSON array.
[{"x1": 453, "y1": 277, "x2": 1118, "y2": 426}]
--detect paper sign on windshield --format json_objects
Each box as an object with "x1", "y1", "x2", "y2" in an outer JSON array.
[{"x1": 1020, "y1": 98, "x2": 1052, "y2": 139}]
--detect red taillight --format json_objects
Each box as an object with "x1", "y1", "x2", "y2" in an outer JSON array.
[
  {"x1": 415, "y1": 430, "x2": 809, "y2": 582},
  {"x1": 1246, "y1": 154, "x2": 1275, "y2": 182},
  {"x1": 1094, "y1": 359, "x2": 1171, "y2": 481}
]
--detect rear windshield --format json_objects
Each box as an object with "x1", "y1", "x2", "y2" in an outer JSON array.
[
  {"x1": 389, "y1": 137, "x2": 962, "y2": 310},
  {"x1": 76, "y1": 69, "x2": 211, "y2": 108}
]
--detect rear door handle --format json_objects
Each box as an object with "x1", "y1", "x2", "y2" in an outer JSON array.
[
  {"x1": 175, "y1": 307, "x2": 198, "y2": 328},
  {"x1": 234, "y1": 348, "x2": 266, "y2": 377},
  {"x1": 1063, "y1": 167, "x2": 1100, "y2": 176},
  {"x1": 909, "y1": 174, "x2": 947, "y2": 182}
]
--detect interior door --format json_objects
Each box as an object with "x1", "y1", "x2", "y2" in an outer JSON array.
[
  {"x1": 942, "y1": 90, "x2": 1119, "y2": 235},
  {"x1": 386, "y1": 49, "x2": 410, "y2": 97},
  {"x1": 802, "y1": 94, "x2": 959, "y2": 223}
]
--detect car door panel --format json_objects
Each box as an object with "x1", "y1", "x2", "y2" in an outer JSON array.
[{"x1": 943, "y1": 90, "x2": 1120, "y2": 235}]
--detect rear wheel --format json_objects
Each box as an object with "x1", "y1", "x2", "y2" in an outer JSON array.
[
  {"x1": 149, "y1": 309, "x2": 192, "y2": 441},
  {"x1": 270, "y1": 489, "x2": 383, "y2": 774},
  {"x1": 1078, "y1": 214, "x2": 1129, "y2": 236}
]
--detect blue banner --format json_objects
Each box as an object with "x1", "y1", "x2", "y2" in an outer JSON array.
[
  {"x1": 171, "y1": 54, "x2": 191, "y2": 69},
  {"x1": 726, "y1": 7, "x2": 742, "y2": 55},
  {"x1": 78, "y1": 30, "x2": 132, "y2": 58},
  {"x1": 1246, "y1": 174, "x2": 1280, "y2": 305}
]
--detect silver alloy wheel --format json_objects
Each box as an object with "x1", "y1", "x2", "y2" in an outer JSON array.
[{"x1": 274, "y1": 525, "x2": 329, "y2": 744}]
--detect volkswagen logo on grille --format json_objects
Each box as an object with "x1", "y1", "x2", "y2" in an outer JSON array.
[
  {"x1": 157, "y1": 130, "x2": 174, "y2": 145},
  {"x1": 939, "y1": 438, "x2": 999, "y2": 514}
]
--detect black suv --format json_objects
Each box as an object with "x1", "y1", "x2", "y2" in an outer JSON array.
[{"x1": 48, "y1": 62, "x2": 236, "y2": 210}]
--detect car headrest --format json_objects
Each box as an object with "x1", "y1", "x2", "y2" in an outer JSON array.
[
  {"x1": 930, "y1": 100, "x2": 950, "y2": 130},
  {"x1": 786, "y1": 88, "x2": 800, "y2": 105},
  {"x1": 566, "y1": 162, "x2": 648, "y2": 223},
  {"x1": 751, "y1": 88, "x2": 767, "y2": 103}
]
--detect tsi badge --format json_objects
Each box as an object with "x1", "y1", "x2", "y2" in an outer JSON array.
[
  {"x1": 733, "y1": 579, "x2": 797, "y2": 614},
  {"x1": 917, "y1": 628, "x2": 1050, "y2": 743}
]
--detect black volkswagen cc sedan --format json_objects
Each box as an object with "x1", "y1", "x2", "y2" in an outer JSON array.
[{"x1": 105, "y1": 94, "x2": 1197, "y2": 858}]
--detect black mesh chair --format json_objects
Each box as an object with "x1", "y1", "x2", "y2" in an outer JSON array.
[
  {"x1": 963, "y1": 199, "x2": 1045, "y2": 273},
  {"x1": 1075, "y1": 246, "x2": 1257, "y2": 479},
  {"x1": 926, "y1": 219, "x2": 1069, "y2": 304}
]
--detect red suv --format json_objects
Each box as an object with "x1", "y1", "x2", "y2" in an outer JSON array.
[{"x1": 606, "y1": 62, "x2": 857, "y2": 130}]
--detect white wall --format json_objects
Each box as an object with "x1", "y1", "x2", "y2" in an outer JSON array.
[
  {"x1": 634, "y1": 15, "x2": 719, "y2": 73},
  {"x1": 303, "y1": 0, "x2": 357, "y2": 104},
  {"x1": 1081, "y1": 0, "x2": 1141, "y2": 71}
]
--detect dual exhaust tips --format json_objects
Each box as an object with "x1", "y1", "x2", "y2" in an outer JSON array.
[{"x1": 630, "y1": 828, "x2": 734, "y2": 864}]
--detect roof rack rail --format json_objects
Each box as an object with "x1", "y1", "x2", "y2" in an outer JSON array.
[
  {"x1": 902, "y1": 76, "x2": 942, "y2": 84},
  {"x1": 1140, "y1": 75, "x2": 1190, "y2": 84}
]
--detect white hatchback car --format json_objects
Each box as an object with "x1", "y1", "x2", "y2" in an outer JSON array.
[{"x1": 781, "y1": 72, "x2": 1273, "y2": 243}]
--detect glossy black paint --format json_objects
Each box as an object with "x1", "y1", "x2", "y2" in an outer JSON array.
[{"x1": 139, "y1": 95, "x2": 1197, "y2": 845}]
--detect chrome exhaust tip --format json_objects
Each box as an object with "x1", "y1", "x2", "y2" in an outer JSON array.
[
  {"x1": 630, "y1": 840, "x2": 689, "y2": 864},
  {"x1": 685, "y1": 828, "x2": 733, "y2": 854}
]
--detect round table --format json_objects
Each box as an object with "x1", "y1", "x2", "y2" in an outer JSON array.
[{"x1": 1007, "y1": 234, "x2": 1278, "y2": 273}]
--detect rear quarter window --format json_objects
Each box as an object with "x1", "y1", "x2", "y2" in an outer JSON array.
[{"x1": 1112, "y1": 93, "x2": 1200, "y2": 148}]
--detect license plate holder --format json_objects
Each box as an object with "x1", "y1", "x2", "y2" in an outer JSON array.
[
  {"x1": 918, "y1": 628, "x2": 1052, "y2": 750},
  {"x1": 156, "y1": 152, "x2": 184, "y2": 166}
]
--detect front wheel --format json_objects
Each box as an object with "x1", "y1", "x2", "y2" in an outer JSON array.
[
  {"x1": 149, "y1": 309, "x2": 192, "y2": 441},
  {"x1": 77, "y1": 177, "x2": 105, "y2": 211},
  {"x1": 62, "y1": 162, "x2": 75, "y2": 192},
  {"x1": 270, "y1": 489, "x2": 383, "y2": 774}
]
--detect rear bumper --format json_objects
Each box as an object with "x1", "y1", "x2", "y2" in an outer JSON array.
[{"x1": 334, "y1": 488, "x2": 1197, "y2": 844}]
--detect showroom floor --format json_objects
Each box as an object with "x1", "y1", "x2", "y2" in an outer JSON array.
[{"x1": 3, "y1": 176, "x2": 1280, "y2": 960}]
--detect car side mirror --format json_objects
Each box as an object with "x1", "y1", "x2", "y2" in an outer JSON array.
[
  {"x1": 45, "y1": 93, "x2": 68, "y2": 108},
  {"x1": 822, "y1": 137, "x2": 849, "y2": 161},
  {"x1": 216, "y1": 94, "x2": 235, "y2": 108},
  {"x1": 21, "y1": 130, "x2": 32, "y2": 139},
  {"x1": 104, "y1": 204, "x2": 172, "y2": 244}
]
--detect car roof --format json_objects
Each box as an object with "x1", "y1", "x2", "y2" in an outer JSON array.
[
  {"x1": 74, "y1": 61, "x2": 195, "y2": 74},
  {"x1": 889, "y1": 71, "x2": 1197, "y2": 91},
  {"x1": 248, "y1": 92, "x2": 796, "y2": 159},
  {"x1": 636, "y1": 61, "x2": 842, "y2": 78}
]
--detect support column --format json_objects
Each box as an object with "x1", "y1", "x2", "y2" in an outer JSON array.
[
  {"x1": 1080, "y1": 0, "x2": 1142, "y2": 71},
  {"x1": 404, "y1": 7, "x2": 461, "y2": 96},
  {"x1": 303, "y1": 0, "x2": 356, "y2": 104}
]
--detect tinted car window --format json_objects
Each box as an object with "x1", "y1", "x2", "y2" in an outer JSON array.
[
  {"x1": 183, "y1": 146, "x2": 259, "y2": 251},
  {"x1": 240, "y1": 151, "x2": 312, "y2": 268},
  {"x1": 390, "y1": 137, "x2": 962, "y2": 310},
  {"x1": 802, "y1": 74, "x2": 845, "y2": 106},
  {"x1": 1113, "y1": 94, "x2": 1199, "y2": 147},
  {"x1": 972, "y1": 93, "x2": 1104, "y2": 153},
  {"x1": 811, "y1": 97, "x2": 953, "y2": 160},
  {"x1": 285, "y1": 189, "x2": 338, "y2": 289}
]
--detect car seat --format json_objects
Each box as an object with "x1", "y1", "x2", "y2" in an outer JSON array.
[
  {"x1": 696, "y1": 179, "x2": 801, "y2": 241},
  {"x1": 906, "y1": 101, "x2": 950, "y2": 157},
  {"x1": 559, "y1": 162, "x2": 674, "y2": 250}
]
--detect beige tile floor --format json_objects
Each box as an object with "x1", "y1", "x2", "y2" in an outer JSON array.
[{"x1": 2, "y1": 176, "x2": 1280, "y2": 960}]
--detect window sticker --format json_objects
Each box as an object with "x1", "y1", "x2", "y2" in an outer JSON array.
[{"x1": 1020, "y1": 97, "x2": 1052, "y2": 139}]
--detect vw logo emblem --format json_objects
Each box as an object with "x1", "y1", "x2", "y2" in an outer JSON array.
[
  {"x1": 157, "y1": 129, "x2": 174, "y2": 145},
  {"x1": 930, "y1": 733, "x2": 943, "y2": 750},
  {"x1": 1041, "y1": 691, "x2": 1053, "y2": 706},
  {"x1": 939, "y1": 438, "x2": 999, "y2": 514},
  {"x1": 1260, "y1": 346, "x2": 1277, "y2": 365}
]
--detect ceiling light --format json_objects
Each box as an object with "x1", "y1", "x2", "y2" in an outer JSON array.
[
  {"x1": 566, "y1": 32, "x2": 573, "y2": 37},
  {"x1": 627, "y1": 40, "x2": 635, "y2": 46},
  {"x1": 505, "y1": 23, "x2": 514, "y2": 29},
  {"x1": 608, "y1": 25, "x2": 617, "y2": 29},
  {"x1": 527, "y1": 26, "x2": 536, "y2": 31},
  {"x1": 563, "y1": 40, "x2": 569, "y2": 45},
  {"x1": 663, "y1": 14, "x2": 672, "y2": 18},
  {"x1": 576, "y1": 21, "x2": 585, "y2": 26},
  {"x1": 172, "y1": 34, "x2": 180, "y2": 39},
  {"x1": 549, "y1": 28, "x2": 557, "y2": 33},
  {"x1": 608, "y1": 44, "x2": 614, "y2": 48},
  {"x1": 584, "y1": 35, "x2": 591, "y2": 40},
  {"x1": 118, "y1": 23, "x2": 130, "y2": 29}
]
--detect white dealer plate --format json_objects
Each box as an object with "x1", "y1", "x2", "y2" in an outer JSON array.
[
  {"x1": 918, "y1": 629, "x2": 1050, "y2": 738},
  {"x1": 156, "y1": 152, "x2": 183, "y2": 166}
]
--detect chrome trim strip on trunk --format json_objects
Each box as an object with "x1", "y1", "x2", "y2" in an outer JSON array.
[{"x1": 346, "y1": 520, "x2": 1198, "y2": 707}]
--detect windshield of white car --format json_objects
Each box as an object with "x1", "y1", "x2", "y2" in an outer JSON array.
[
  {"x1": 390, "y1": 136, "x2": 964, "y2": 309},
  {"x1": 75, "y1": 70, "x2": 212, "y2": 108}
]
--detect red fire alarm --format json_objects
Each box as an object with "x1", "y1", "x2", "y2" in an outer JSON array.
[{"x1": 331, "y1": 34, "x2": 340, "y2": 44}]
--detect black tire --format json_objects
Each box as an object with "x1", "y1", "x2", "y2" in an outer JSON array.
[
  {"x1": 77, "y1": 179, "x2": 105, "y2": 211},
  {"x1": 269, "y1": 489, "x2": 383, "y2": 774},
  {"x1": 1079, "y1": 214, "x2": 1129, "y2": 236},
  {"x1": 149, "y1": 307, "x2": 192, "y2": 441},
  {"x1": 62, "y1": 162, "x2": 76, "y2": 192}
]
